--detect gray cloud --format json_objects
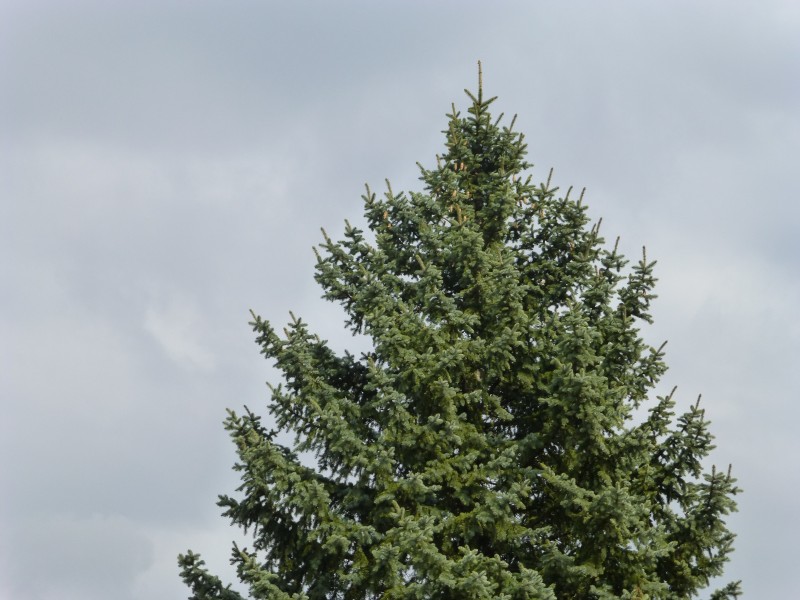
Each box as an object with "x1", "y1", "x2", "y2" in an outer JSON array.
[
  {"x1": 4, "y1": 513, "x2": 153, "y2": 600},
  {"x1": 1, "y1": 1, "x2": 798, "y2": 597}
]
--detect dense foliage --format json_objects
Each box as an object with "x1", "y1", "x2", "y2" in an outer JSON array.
[{"x1": 179, "y1": 71, "x2": 740, "y2": 599}]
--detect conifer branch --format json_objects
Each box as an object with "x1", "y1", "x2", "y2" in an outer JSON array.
[
  {"x1": 362, "y1": 183, "x2": 376, "y2": 207},
  {"x1": 320, "y1": 227, "x2": 332, "y2": 244}
]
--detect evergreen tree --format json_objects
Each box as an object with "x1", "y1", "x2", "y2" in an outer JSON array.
[{"x1": 179, "y1": 66, "x2": 740, "y2": 600}]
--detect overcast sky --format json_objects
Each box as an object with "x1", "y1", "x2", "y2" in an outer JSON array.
[{"x1": 1, "y1": 2, "x2": 798, "y2": 598}]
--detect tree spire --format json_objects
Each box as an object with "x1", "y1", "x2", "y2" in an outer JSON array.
[{"x1": 477, "y1": 59, "x2": 483, "y2": 102}]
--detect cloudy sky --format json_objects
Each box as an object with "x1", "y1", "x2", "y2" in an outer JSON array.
[{"x1": 1, "y1": 1, "x2": 798, "y2": 598}]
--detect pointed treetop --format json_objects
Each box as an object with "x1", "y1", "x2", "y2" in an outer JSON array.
[{"x1": 478, "y1": 60, "x2": 483, "y2": 101}]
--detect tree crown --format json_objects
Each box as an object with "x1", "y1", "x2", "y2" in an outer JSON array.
[{"x1": 179, "y1": 68, "x2": 740, "y2": 600}]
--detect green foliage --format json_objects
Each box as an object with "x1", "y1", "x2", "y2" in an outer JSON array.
[{"x1": 180, "y1": 70, "x2": 740, "y2": 599}]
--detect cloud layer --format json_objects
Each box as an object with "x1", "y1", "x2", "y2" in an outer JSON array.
[{"x1": 2, "y1": 2, "x2": 798, "y2": 598}]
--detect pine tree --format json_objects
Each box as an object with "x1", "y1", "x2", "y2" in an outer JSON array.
[{"x1": 179, "y1": 66, "x2": 740, "y2": 600}]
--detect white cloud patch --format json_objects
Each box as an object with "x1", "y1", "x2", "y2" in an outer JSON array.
[{"x1": 144, "y1": 292, "x2": 216, "y2": 371}]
